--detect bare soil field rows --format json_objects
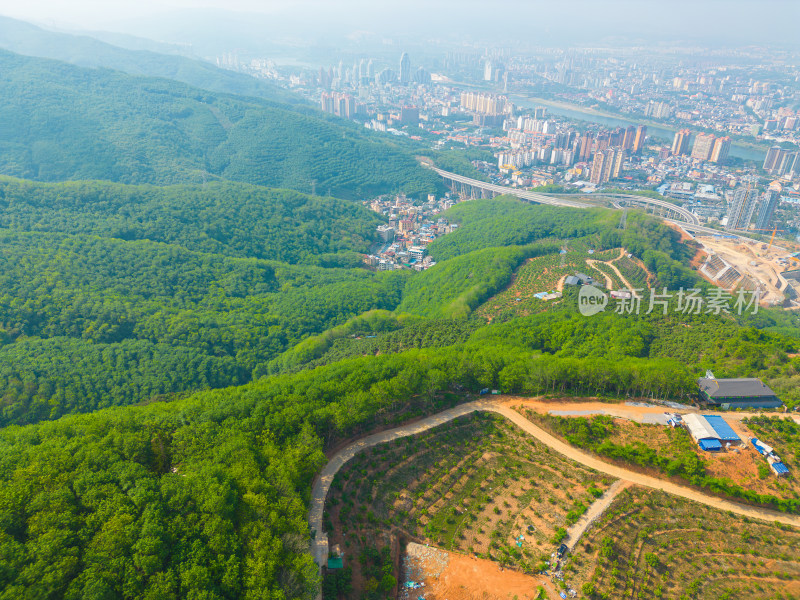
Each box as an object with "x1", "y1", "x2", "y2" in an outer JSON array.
[
  {"x1": 325, "y1": 412, "x2": 614, "y2": 597},
  {"x1": 313, "y1": 397, "x2": 800, "y2": 599},
  {"x1": 577, "y1": 486, "x2": 800, "y2": 599}
]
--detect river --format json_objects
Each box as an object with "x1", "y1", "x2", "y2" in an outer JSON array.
[{"x1": 513, "y1": 96, "x2": 766, "y2": 162}]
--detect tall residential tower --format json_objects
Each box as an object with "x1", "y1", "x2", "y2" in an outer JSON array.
[
  {"x1": 755, "y1": 188, "x2": 781, "y2": 230},
  {"x1": 399, "y1": 52, "x2": 411, "y2": 83},
  {"x1": 671, "y1": 129, "x2": 691, "y2": 156},
  {"x1": 726, "y1": 186, "x2": 758, "y2": 231}
]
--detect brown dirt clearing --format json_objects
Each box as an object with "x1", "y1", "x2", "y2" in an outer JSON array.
[{"x1": 401, "y1": 542, "x2": 558, "y2": 600}]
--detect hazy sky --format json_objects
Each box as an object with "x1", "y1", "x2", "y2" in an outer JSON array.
[{"x1": 1, "y1": 0, "x2": 798, "y2": 47}]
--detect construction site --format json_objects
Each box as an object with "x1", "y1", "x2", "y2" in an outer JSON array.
[{"x1": 694, "y1": 232, "x2": 800, "y2": 307}]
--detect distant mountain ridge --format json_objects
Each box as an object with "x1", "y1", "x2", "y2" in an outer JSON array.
[
  {"x1": 0, "y1": 15, "x2": 298, "y2": 104},
  {"x1": 0, "y1": 48, "x2": 438, "y2": 197}
]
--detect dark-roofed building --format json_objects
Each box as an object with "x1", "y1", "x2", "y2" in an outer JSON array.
[
  {"x1": 698, "y1": 377, "x2": 781, "y2": 409},
  {"x1": 574, "y1": 272, "x2": 598, "y2": 285},
  {"x1": 564, "y1": 273, "x2": 599, "y2": 287}
]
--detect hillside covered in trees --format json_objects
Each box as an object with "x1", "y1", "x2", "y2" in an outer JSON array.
[
  {"x1": 2, "y1": 38, "x2": 800, "y2": 600},
  {"x1": 0, "y1": 228, "x2": 407, "y2": 426},
  {"x1": 3, "y1": 189, "x2": 800, "y2": 599},
  {"x1": 0, "y1": 15, "x2": 300, "y2": 104},
  {"x1": 0, "y1": 50, "x2": 439, "y2": 198},
  {"x1": 0, "y1": 177, "x2": 381, "y2": 264}
]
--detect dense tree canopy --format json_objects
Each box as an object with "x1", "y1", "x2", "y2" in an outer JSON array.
[
  {"x1": 0, "y1": 177, "x2": 380, "y2": 264},
  {"x1": 0, "y1": 341, "x2": 702, "y2": 599},
  {"x1": 0, "y1": 50, "x2": 439, "y2": 198},
  {"x1": 1, "y1": 43, "x2": 800, "y2": 600},
  {"x1": 0, "y1": 229, "x2": 407, "y2": 426},
  {"x1": 0, "y1": 15, "x2": 300, "y2": 104}
]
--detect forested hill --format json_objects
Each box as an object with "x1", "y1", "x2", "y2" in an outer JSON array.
[
  {"x1": 0, "y1": 228, "x2": 408, "y2": 426},
  {"x1": 0, "y1": 177, "x2": 381, "y2": 264},
  {"x1": 0, "y1": 50, "x2": 439, "y2": 197},
  {"x1": 0, "y1": 16, "x2": 299, "y2": 104},
  {"x1": 4, "y1": 191, "x2": 800, "y2": 598}
]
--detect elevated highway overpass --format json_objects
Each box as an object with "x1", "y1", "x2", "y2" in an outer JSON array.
[
  {"x1": 427, "y1": 165, "x2": 700, "y2": 225},
  {"x1": 425, "y1": 165, "x2": 787, "y2": 247},
  {"x1": 428, "y1": 166, "x2": 591, "y2": 209}
]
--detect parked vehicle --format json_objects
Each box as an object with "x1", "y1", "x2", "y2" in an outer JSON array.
[{"x1": 557, "y1": 543, "x2": 568, "y2": 559}]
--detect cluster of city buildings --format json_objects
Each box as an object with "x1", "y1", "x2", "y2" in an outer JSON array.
[
  {"x1": 363, "y1": 193, "x2": 460, "y2": 271},
  {"x1": 216, "y1": 45, "x2": 799, "y2": 239},
  {"x1": 670, "y1": 130, "x2": 732, "y2": 164},
  {"x1": 511, "y1": 47, "x2": 800, "y2": 146},
  {"x1": 763, "y1": 145, "x2": 800, "y2": 179}
]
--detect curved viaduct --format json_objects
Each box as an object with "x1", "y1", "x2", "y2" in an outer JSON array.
[{"x1": 428, "y1": 166, "x2": 700, "y2": 225}]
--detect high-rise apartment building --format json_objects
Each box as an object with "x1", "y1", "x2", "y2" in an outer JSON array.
[
  {"x1": 590, "y1": 152, "x2": 606, "y2": 184},
  {"x1": 782, "y1": 152, "x2": 800, "y2": 178},
  {"x1": 755, "y1": 188, "x2": 781, "y2": 230},
  {"x1": 763, "y1": 146, "x2": 800, "y2": 177},
  {"x1": 671, "y1": 129, "x2": 691, "y2": 156},
  {"x1": 484, "y1": 60, "x2": 493, "y2": 81},
  {"x1": 320, "y1": 92, "x2": 355, "y2": 118},
  {"x1": 726, "y1": 187, "x2": 758, "y2": 231},
  {"x1": 459, "y1": 92, "x2": 511, "y2": 115},
  {"x1": 632, "y1": 125, "x2": 647, "y2": 153},
  {"x1": 579, "y1": 133, "x2": 594, "y2": 162},
  {"x1": 710, "y1": 136, "x2": 731, "y2": 164},
  {"x1": 399, "y1": 106, "x2": 419, "y2": 126},
  {"x1": 763, "y1": 146, "x2": 785, "y2": 172},
  {"x1": 645, "y1": 100, "x2": 672, "y2": 119},
  {"x1": 691, "y1": 133, "x2": 716, "y2": 161},
  {"x1": 622, "y1": 126, "x2": 636, "y2": 151},
  {"x1": 609, "y1": 128, "x2": 625, "y2": 148},
  {"x1": 399, "y1": 52, "x2": 411, "y2": 83},
  {"x1": 590, "y1": 149, "x2": 623, "y2": 184}
]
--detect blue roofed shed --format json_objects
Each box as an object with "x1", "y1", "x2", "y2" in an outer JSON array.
[
  {"x1": 702, "y1": 415, "x2": 740, "y2": 443},
  {"x1": 698, "y1": 439, "x2": 722, "y2": 452},
  {"x1": 327, "y1": 556, "x2": 344, "y2": 569},
  {"x1": 771, "y1": 462, "x2": 789, "y2": 477}
]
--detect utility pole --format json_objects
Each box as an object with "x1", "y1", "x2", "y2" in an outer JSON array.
[{"x1": 618, "y1": 208, "x2": 627, "y2": 230}]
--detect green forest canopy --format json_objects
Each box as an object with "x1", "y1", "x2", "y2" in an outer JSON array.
[
  {"x1": 0, "y1": 15, "x2": 300, "y2": 105},
  {"x1": 0, "y1": 50, "x2": 439, "y2": 198},
  {"x1": 0, "y1": 177, "x2": 382, "y2": 264},
  {"x1": 0, "y1": 229, "x2": 407, "y2": 426},
  {"x1": 0, "y1": 48, "x2": 799, "y2": 599}
]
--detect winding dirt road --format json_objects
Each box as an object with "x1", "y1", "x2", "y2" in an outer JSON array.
[
  {"x1": 309, "y1": 400, "x2": 800, "y2": 568},
  {"x1": 605, "y1": 249, "x2": 643, "y2": 293},
  {"x1": 585, "y1": 259, "x2": 614, "y2": 289},
  {"x1": 564, "y1": 480, "x2": 630, "y2": 550}
]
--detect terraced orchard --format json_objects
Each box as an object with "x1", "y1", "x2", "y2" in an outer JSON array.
[
  {"x1": 614, "y1": 256, "x2": 651, "y2": 290},
  {"x1": 577, "y1": 486, "x2": 800, "y2": 600},
  {"x1": 324, "y1": 413, "x2": 613, "y2": 594},
  {"x1": 587, "y1": 260, "x2": 624, "y2": 289},
  {"x1": 475, "y1": 251, "x2": 615, "y2": 321}
]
